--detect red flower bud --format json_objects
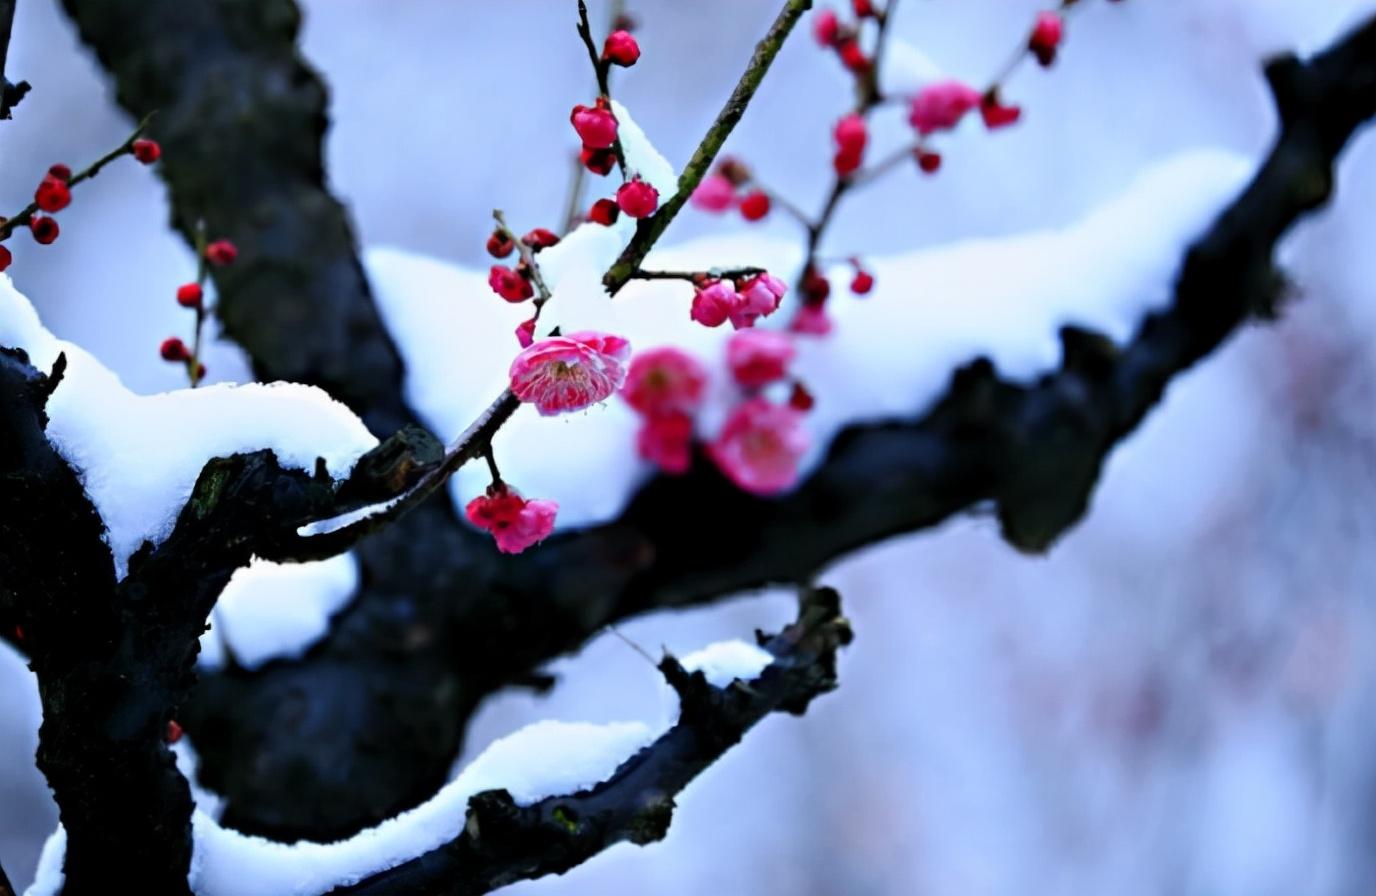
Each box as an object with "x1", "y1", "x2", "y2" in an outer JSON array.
[
  {"x1": 603, "y1": 29, "x2": 641, "y2": 67},
  {"x1": 160, "y1": 337, "x2": 190, "y2": 362},
  {"x1": 852, "y1": 0, "x2": 877, "y2": 18},
  {"x1": 205, "y1": 239, "x2": 238, "y2": 266},
  {"x1": 588, "y1": 198, "x2": 620, "y2": 226},
  {"x1": 486, "y1": 231, "x2": 515, "y2": 258},
  {"x1": 850, "y1": 269, "x2": 875, "y2": 295},
  {"x1": 29, "y1": 216, "x2": 59, "y2": 245},
  {"x1": 738, "y1": 190, "x2": 772, "y2": 222},
  {"x1": 980, "y1": 93, "x2": 1022, "y2": 129},
  {"x1": 802, "y1": 266, "x2": 831, "y2": 303},
  {"x1": 488, "y1": 265, "x2": 534, "y2": 303},
  {"x1": 34, "y1": 176, "x2": 70, "y2": 213},
  {"x1": 166, "y1": 719, "x2": 183, "y2": 744},
  {"x1": 176, "y1": 282, "x2": 203, "y2": 308},
  {"x1": 813, "y1": 9, "x2": 840, "y2": 47},
  {"x1": 580, "y1": 146, "x2": 617, "y2": 176},
  {"x1": 0, "y1": 245, "x2": 11, "y2": 273},
  {"x1": 838, "y1": 39, "x2": 869, "y2": 74},
  {"x1": 47, "y1": 163, "x2": 71, "y2": 182},
  {"x1": 1029, "y1": 12, "x2": 1064, "y2": 67},
  {"x1": 916, "y1": 149, "x2": 942, "y2": 173},
  {"x1": 132, "y1": 138, "x2": 162, "y2": 164},
  {"x1": 788, "y1": 381, "x2": 816, "y2": 412},
  {"x1": 616, "y1": 176, "x2": 660, "y2": 219},
  {"x1": 522, "y1": 227, "x2": 561, "y2": 251}
]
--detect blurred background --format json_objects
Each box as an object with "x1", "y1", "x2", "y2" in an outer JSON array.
[{"x1": 3, "y1": 0, "x2": 1376, "y2": 892}]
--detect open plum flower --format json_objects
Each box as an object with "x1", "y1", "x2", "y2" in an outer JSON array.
[{"x1": 509, "y1": 331, "x2": 631, "y2": 416}]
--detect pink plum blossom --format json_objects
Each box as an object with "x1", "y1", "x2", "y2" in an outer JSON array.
[
  {"x1": 637, "y1": 411, "x2": 695, "y2": 474},
  {"x1": 617, "y1": 176, "x2": 660, "y2": 218},
  {"x1": 727, "y1": 329, "x2": 795, "y2": 388},
  {"x1": 708, "y1": 398, "x2": 809, "y2": 495},
  {"x1": 691, "y1": 174, "x2": 737, "y2": 213},
  {"x1": 908, "y1": 80, "x2": 982, "y2": 136},
  {"x1": 730, "y1": 273, "x2": 788, "y2": 329},
  {"x1": 622, "y1": 347, "x2": 708, "y2": 417},
  {"x1": 509, "y1": 330, "x2": 631, "y2": 416},
  {"x1": 691, "y1": 280, "x2": 738, "y2": 328},
  {"x1": 570, "y1": 103, "x2": 618, "y2": 149},
  {"x1": 790, "y1": 303, "x2": 834, "y2": 336},
  {"x1": 465, "y1": 486, "x2": 558, "y2": 554}
]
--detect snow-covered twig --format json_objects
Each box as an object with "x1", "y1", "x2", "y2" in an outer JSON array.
[{"x1": 323, "y1": 586, "x2": 851, "y2": 896}]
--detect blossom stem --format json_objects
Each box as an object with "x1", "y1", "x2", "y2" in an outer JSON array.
[
  {"x1": 492, "y1": 209, "x2": 555, "y2": 309},
  {"x1": 603, "y1": 0, "x2": 815, "y2": 294},
  {"x1": 0, "y1": 113, "x2": 154, "y2": 240}
]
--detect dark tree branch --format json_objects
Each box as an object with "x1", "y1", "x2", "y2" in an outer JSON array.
[
  {"x1": 327, "y1": 586, "x2": 851, "y2": 896},
  {"x1": 49, "y1": 0, "x2": 1376, "y2": 867},
  {"x1": 0, "y1": 0, "x2": 29, "y2": 120}
]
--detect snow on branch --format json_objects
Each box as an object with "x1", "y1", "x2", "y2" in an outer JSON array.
[{"x1": 321, "y1": 587, "x2": 850, "y2": 896}]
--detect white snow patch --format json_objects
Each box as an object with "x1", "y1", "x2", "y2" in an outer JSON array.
[
  {"x1": 198, "y1": 553, "x2": 360, "y2": 671},
  {"x1": 660, "y1": 639, "x2": 776, "y2": 727},
  {"x1": 368, "y1": 149, "x2": 1253, "y2": 530},
  {"x1": 26, "y1": 719, "x2": 652, "y2": 896},
  {"x1": 0, "y1": 281, "x2": 378, "y2": 579},
  {"x1": 21, "y1": 826, "x2": 64, "y2": 896},
  {"x1": 188, "y1": 719, "x2": 651, "y2": 896},
  {"x1": 680, "y1": 639, "x2": 774, "y2": 689}
]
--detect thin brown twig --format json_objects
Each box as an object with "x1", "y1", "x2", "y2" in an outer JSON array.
[
  {"x1": 0, "y1": 113, "x2": 154, "y2": 239},
  {"x1": 602, "y1": 0, "x2": 814, "y2": 294}
]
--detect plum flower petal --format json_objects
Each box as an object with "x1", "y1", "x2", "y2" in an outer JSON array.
[
  {"x1": 727, "y1": 329, "x2": 795, "y2": 388},
  {"x1": 708, "y1": 398, "x2": 809, "y2": 495},
  {"x1": 465, "y1": 487, "x2": 559, "y2": 554},
  {"x1": 509, "y1": 330, "x2": 631, "y2": 416},
  {"x1": 729, "y1": 273, "x2": 788, "y2": 330},
  {"x1": 637, "y1": 411, "x2": 695, "y2": 474},
  {"x1": 622, "y1": 347, "x2": 709, "y2": 417},
  {"x1": 691, "y1": 173, "x2": 737, "y2": 212},
  {"x1": 908, "y1": 80, "x2": 982, "y2": 136},
  {"x1": 691, "y1": 280, "x2": 738, "y2": 328}
]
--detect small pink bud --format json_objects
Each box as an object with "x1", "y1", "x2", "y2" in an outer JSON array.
[
  {"x1": 691, "y1": 280, "x2": 737, "y2": 328},
  {"x1": 132, "y1": 138, "x2": 161, "y2": 164},
  {"x1": 850, "y1": 269, "x2": 875, "y2": 295},
  {"x1": 691, "y1": 173, "x2": 737, "y2": 213},
  {"x1": 739, "y1": 190, "x2": 771, "y2": 222},
  {"x1": 522, "y1": 227, "x2": 560, "y2": 251},
  {"x1": 602, "y1": 29, "x2": 641, "y2": 66},
  {"x1": 571, "y1": 102, "x2": 619, "y2": 150},
  {"x1": 515, "y1": 318, "x2": 537, "y2": 348},
  {"x1": 176, "y1": 282, "x2": 203, "y2": 308},
  {"x1": 616, "y1": 176, "x2": 660, "y2": 218},
  {"x1": 813, "y1": 9, "x2": 840, "y2": 47},
  {"x1": 908, "y1": 80, "x2": 982, "y2": 136},
  {"x1": 980, "y1": 94, "x2": 1022, "y2": 129},
  {"x1": 488, "y1": 265, "x2": 534, "y2": 303},
  {"x1": 727, "y1": 329, "x2": 795, "y2": 388},
  {"x1": 205, "y1": 239, "x2": 238, "y2": 266},
  {"x1": 580, "y1": 146, "x2": 617, "y2": 176},
  {"x1": 1029, "y1": 12, "x2": 1064, "y2": 67},
  {"x1": 588, "y1": 198, "x2": 620, "y2": 226},
  {"x1": 486, "y1": 231, "x2": 515, "y2": 258}
]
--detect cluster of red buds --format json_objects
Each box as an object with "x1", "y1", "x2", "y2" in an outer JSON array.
[
  {"x1": 159, "y1": 234, "x2": 237, "y2": 385},
  {"x1": 486, "y1": 224, "x2": 559, "y2": 307},
  {"x1": 811, "y1": 1, "x2": 882, "y2": 75},
  {"x1": 0, "y1": 136, "x2": 161, "y2": 272},
  {"x1": 690, "y1": 157, "x2": 772, "y2": 222}
]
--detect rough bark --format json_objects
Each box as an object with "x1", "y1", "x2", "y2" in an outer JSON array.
[{"x1": 44, "y1": 0, "x2": 1376, "y2": 868}]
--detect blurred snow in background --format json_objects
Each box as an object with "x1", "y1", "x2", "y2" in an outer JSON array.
[{"x1": 3, "y1": 0, "x2": 1376, "y2": 892}]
